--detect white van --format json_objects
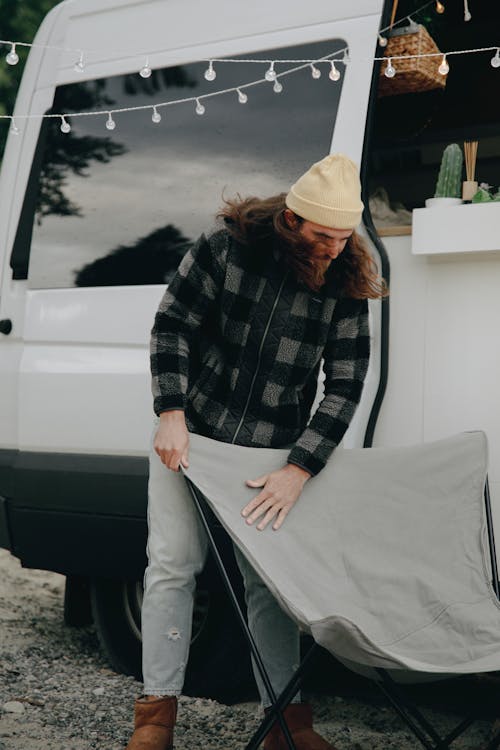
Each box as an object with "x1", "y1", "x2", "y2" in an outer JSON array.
[{"x1": 1, "y1": 0, "x2": 499, "y2": 701}]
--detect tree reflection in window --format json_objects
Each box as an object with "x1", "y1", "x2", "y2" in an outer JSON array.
[{"x1": 27, "y1": 40, "x2": 344, "y2": 289}]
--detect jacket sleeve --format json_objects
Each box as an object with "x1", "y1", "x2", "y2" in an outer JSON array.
[
  {"x1": 287, "y1": 297, "x2": 370, "y2": 476},
  {"x1": 150, "y1": 232, "x2": 227, "y2": 416}
]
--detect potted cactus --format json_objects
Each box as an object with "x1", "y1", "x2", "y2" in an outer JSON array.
[{"x1": 425, "y1": 143, "x2": 463, "y2": 207}]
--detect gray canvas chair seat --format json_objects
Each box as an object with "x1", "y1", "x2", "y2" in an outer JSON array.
[{"x1": 181, "y1": 430, "x2": 500, "y2": 677}]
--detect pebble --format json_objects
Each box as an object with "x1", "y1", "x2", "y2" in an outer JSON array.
[{"x1": 0, "y1": 548, "x2": 495, "y2": 749}]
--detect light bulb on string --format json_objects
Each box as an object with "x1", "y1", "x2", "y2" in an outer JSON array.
[
  {"x1": 195, "y1": 98, "x2": 205, "y2": 115},
  {"x1": 10, "y1": 119, "x2": 19, "y2": 136},
  {"x1": 273, "y1": 80, "x2": 283, "y2": 93},
  {"x1": 74, "y1": 51, "x2": 85, "y2": 73},
  {"x1": 204, "y1": 62, "x2": 216, "y2": 81},
  {"x1": 438, "y1": 54, "x2": 449, "y2": 75},
  {"x1": 310, "y1": 63, "x2": 321, "y2": 79},
  {"x1": 342, "y1": 49, "x2": 350, "y2": 65},
  {"x1": 151, "y1": 106, "x2": 161, "y2": 123},
  {"x1": 106, "y1": 112, "x2": 116, "y2": 130},
  {"x1": 6, "y1": 43, "x2": 19, "y2": 65},
  {"x1": 329, "y1": 61, "x2": 340, "y2": 81},
  {"x1": 463, "y1": 0, "x2": 471, "y2": 21},
  {"x1": 140, "y1": 58, "x2": 152, "y2": 78},
  {"x1": 378, "y1": 34, "x2": 388, "y2": 48},
  {"x1": 491, "y1": 49, "x2": 500, "y2": 68},
  {"x1": 60, "y1": 116, "x2": 71, "y2": 133},
  {"x1": 436, "y1": 1, "x2": 445, "y2": 14},
  {"x1": 237, "y1": 88, "x2": 248, "y2": 103},
  {"x1": 384, "y1": 58, "x2": 396, "y2": 78},
  {"x1": 265, "y1": 62, "x2": 277, "y2": 81}
]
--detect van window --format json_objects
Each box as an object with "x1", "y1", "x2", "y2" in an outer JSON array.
[
  {"x1": 22, "y1": 39, "x2": 345, "y2": 288},
  {"x1": 367, "y1": 2, "x2": 500, "y2": 233}
]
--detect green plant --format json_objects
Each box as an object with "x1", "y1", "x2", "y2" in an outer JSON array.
[
  {"x1": 434, "y1": 144, "x2": 463, "y2": 198},
  {"x1": 471, "y1": 186, "x2": 500, "y2": 203}
]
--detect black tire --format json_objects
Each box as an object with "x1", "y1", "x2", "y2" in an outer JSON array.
[{"x1": 90, "y1": 571, "x2": 254, "y2": 704}]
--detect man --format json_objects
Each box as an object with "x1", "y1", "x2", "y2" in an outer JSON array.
[{"x1": 127, "y1": 154, "x2": 386, "y2": 750}]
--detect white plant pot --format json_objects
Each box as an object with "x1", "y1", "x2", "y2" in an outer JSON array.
[{"x1": 425, "y1": 197, "x2": 463, "y2": 208}]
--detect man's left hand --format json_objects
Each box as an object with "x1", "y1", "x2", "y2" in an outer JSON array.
[{"x1": 242, "y1": 464, "x2": 311, "y2": 531}]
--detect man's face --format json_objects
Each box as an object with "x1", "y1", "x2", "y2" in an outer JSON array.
[
  {"x1": 298, "y1": 219, "x2": 353, "y2": 269},
  {"x1": 284, "y1": 209, "x2": 353, "y2": 270}
]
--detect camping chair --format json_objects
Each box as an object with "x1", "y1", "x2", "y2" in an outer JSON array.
[{"x1": 180, "y1": 431, "x2": 500, "y2": 750}]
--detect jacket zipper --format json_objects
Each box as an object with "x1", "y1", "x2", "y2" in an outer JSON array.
[{"x1": 231, "y1": 273, "x2": 288, "y2": 444}]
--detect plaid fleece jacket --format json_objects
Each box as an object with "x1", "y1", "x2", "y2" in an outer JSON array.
[{"x1": 150, "y1": 228, "x2": 370, "y2": 476}]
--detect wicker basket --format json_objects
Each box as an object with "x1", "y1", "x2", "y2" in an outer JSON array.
[{"x1": 378, "y1": 19, "x2": 447, "y2": 97}]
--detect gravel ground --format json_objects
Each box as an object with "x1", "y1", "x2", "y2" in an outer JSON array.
[{"x1": 0, "y1": 547, "x2": 497, "y2": 749}]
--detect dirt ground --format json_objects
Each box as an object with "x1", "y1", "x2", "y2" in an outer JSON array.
[{"x1": 0, "y1": 548, "x2": 498, "y2": 749}]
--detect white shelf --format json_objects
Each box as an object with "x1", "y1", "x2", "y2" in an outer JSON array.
[{"x1": 412, "y1": 203, "x2": 500, "y2": 256}]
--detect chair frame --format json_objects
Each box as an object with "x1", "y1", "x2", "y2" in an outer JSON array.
[{"x1": 184, "y1": 475, "x2": 500, "y2": 750}]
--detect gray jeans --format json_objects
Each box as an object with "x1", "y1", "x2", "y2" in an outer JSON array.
[{"x1": 141, "y1": 426, "x2": 301, "y2": 706}]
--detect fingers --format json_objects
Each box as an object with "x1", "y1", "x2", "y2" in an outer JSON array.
[
  {"x1": 154, "y1": 445, "x2": 189, "y2": 472},
  {"x1": 256, "y1": 506, "x2": 280, "y2": 531},
  {"x1": 241, "y1": 489, "x2": 270, "y2": 519},
  {"x1": 271, "y1": 505, "x2": 292, "y2": 531},
  {"x1": 245, "y1": 497, "x2": 274, "y2": 526},
  {"x1": 247, "y1": 501, "x2": 293, "y2": 532},
  {"x1": 245, "y1": 474, "x2": 269, "y2": 488}
]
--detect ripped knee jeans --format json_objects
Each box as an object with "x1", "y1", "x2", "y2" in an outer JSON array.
[{"x1": 141, "y1": 424, "x2": 301, "y2": 706}]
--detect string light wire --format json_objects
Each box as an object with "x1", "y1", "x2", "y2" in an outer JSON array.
[
  {"x1": 0, "y1": 48, "x2": 349, "y2": 129},
  {"x1": 0, "y1": 0, "x2": 440, "y2": 63},
  {"x1": 1, "y1": 43, "x2": 499, "y2": 131},
  {"x1": 0, "y1": 0, "x2": 497, "y2": 132}
]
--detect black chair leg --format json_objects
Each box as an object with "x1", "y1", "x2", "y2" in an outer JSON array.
[{"x1": 184, "y1": 476, "x2": 298, "y2": 750}]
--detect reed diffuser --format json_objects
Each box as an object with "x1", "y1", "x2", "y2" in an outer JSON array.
[{"x1": 463, "y1": 140, "x2": 478, "y2": 200}]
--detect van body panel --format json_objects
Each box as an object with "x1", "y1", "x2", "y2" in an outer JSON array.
[
  {"x1": 373, "y1": 236, "x2": 500, "y2": 516},
  {"x1": 0, "y1": 0, "x2": 386, "y2": 574}
]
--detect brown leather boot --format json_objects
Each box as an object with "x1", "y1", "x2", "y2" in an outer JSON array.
[
  {"x1": 263, "y1": 703, "x2": 338, "y2": 750},
  {"x1": 125, "y1": 696, "x2": 177, "y2": 750}
]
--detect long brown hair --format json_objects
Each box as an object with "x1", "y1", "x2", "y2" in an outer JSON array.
[{"x1": 217, "y1": 194, "x2": 387, "y2": 298}]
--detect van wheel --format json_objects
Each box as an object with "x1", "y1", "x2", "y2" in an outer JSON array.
[{"x1": 89, "y1": 577, "x2": 253, "y2": 704}]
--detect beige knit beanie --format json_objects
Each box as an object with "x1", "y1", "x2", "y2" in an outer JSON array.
[{"x1": 285, "y1": 153, "x2": 364, "y2": 229}]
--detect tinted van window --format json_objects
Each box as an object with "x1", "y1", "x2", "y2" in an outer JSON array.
[{"x1": 24, "y1": 40, "x2": 345, "y2": 288}]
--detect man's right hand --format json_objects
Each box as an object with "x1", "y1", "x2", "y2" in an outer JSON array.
[{"x1": 153, "y1": 410, "x2": 190, "y2": 472}]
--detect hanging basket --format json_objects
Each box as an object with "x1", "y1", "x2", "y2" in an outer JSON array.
[{"x1": 378, "y1": 17, "x2": 447, "y2": 97}]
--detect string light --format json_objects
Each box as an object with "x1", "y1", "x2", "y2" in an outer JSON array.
[
  {"x1": 438, "y1": 54, "x2": 449, "y2": 75},
  {"x1": 2, "y1": 39, "x2": 500, "y2": 134},
  {"x1": 310, "y1": 63, "x2": 321, "y2": 79},
  {"x1": 73, "y1": 51, "x2": 85, "y2": 74},
  {"x1": 6, "y1": 43, "x2": 19, "y2": 65},
  {"x1": 384, "y1": 58, "x2": 396, "y2": 78},
  {"x1": 140, "y1": 58, "x2": 152, "y2": 78},
  {"x1": 204, "y1": 61, "x2": 216, "y2": 81},
  {"x1": 0, "y1": 0, "x2": 439, "y2": 71},
  {"x1": 265, "y1": 62, "x2": 276, "y2": 81},
  {"x1": 329, "y1": 61, "x2": 340, "y2": 81},
  {"x1": 151, "y1": 106, "x2": 161, "y2": 123},
  {"x1": 10, "y1": 119, "x2": 19, "y2": 135},
  {"x1": 60, "y1": 115, "x2": 71, "y2": 133},
  {"x1": 236, "y1": 88, "x2": 247, "y2": 103},
  {"x1": 105, "y1": 112, "x2": 116, "y2": 130},
  {"x1": 0, "y1": 0, "x2": 469, "y2": 87}
]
